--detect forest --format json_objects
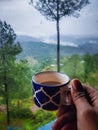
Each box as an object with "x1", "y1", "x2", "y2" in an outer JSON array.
[{"x1": 0, "y1": 19, "x2": 98, "y2": 129}]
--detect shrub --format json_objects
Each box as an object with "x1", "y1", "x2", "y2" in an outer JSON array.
[{"x1": 10, "y1": 107, "x2": 33, "y2": 119}]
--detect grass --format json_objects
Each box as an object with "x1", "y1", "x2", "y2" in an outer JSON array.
[
  {"x1": 0, "y1": 112, "x2": 56, "y2": 130},
  {"x1": 0, "y1": 98, "x2": 56, "y2": 130},
  {"x1": 0, "y1": 112, "x2": 7, "y2": 130}
]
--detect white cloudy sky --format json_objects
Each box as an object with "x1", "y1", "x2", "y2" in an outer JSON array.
[{"x1": 0, "y1": 0, "x2": 98, "y2": 38}]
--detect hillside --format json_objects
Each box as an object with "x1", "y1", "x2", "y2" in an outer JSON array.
[{"x1": 16, "y1": 35, "x2": 98, "y2": 61}]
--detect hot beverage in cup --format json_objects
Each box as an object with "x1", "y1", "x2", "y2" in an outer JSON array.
[
  {"x1": 32, "y1": 71, "x2": 70, "y2": 111},
  {"x1": 41, "y1": 81, "x2": 61, "y2": 86}
]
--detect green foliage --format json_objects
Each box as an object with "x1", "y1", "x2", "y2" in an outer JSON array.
[
  {"x1": 61, "y1": 55, "x2": 82, "y2": 81},
  {"x1": 8, "y1": 60, "x2": 32, "y2": 100},
  {"x1": 28, "y1": 109, "x2": 56, "y2": 129},
  {"x1": 0, "y1": 52, "x2": 98, "y2": 129},
  {"x1": 10, "y1": 106, "x2": 33, "y2": 119},
  {"x1": 0, "y1": 107, "x2": 56, "y2": 129},
  {"x1": 61, "y1": 53, "x2": 98, "y2": 86},
  {"x1": 0, "y1": 20, "x2": 22, "y2": 97},
  {"x1": 0, "y1": 20, "x2": 23, "y2": 125}
]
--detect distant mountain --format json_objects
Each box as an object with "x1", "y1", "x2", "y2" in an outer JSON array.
[
  {"x1": 17, "y1": 35, "x2": 40, "y2": 42},
  {"x1": 16, "y1": 35, "x2": 98, "y2": 61}
]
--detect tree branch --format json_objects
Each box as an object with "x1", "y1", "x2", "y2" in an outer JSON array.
[{"x1": 44, "y1": 2, "x2": 57, "y2": 20}]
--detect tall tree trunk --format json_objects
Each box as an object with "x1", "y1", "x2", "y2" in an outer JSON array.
[
  {"x1": 2, "y1": 46, "x2": 10, "y2": 126},
  {"x1": 4, "y1": 79, "x2": 10, "y2": 126},
  {"x1": 57, "y1": 0, "x2": 60, "y2": 72},
  {"x1": 56, "y1": 19, "x2": 60, "y2": 72}
]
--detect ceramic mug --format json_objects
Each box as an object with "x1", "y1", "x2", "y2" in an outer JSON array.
[{"x1": 32, "y1": 71, "x2": 70, "y2": 111}]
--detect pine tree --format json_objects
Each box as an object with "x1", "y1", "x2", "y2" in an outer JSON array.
[
  {"x1": 30, "y1": 0, "x2": 89, "y2": 71},
  {"x1": 0, "y1": 20, "x2": 22, "y2": 126}
]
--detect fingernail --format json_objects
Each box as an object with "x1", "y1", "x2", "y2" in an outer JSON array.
[{"x1": 71, "y1": 79, "x2": 84, "y2": 92}]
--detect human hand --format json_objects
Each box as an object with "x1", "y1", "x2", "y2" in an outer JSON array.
[{"x1": 52, "y1": 79, "x2": 98, "y2": 130}]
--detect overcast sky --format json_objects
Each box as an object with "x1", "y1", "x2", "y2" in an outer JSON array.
[{"x1": 0, "y1": 0, "x2": 98, "y2": 38}]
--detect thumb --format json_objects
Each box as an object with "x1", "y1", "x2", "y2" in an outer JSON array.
[{"x1": 71, "y1": 79, "x2": 91, "y2": 111}]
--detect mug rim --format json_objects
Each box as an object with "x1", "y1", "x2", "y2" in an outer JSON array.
[{"x1": 32, "y1": 71, "x2": 70, "y2": 88}]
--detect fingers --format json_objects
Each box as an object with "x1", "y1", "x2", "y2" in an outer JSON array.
[
  {"x1": 57, "y1": 105, "x2": 76, "y2": 118},
  {"x1": 61, "y1": 121, "x2": 77, "y2": 130},
  {"x1": 53, "y1": 79, "x2": 98, "y2": 130},
  {"x1": 57, "y1": 105, "x2": 70, "y2": 117},
  {"x1": 52, "y1": 111, "x2": 76, "y2": 130},
  {"x1": 83, "y1": 84, "x2": 98, "y2": 107},
  {"x1": 83, "y1": 84, "x2": 98, "y2": 97},
  {"x1": 71, "y1": 79, "x2": 91, "y2": 111}
]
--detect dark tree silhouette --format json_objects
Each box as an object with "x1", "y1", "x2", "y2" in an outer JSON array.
[
  {"x1": 30, "y1": 0, "x2": 89, "y2": 72},
  {"x1": 0, "y1": 20, "x2": 22, "y2": 126}
]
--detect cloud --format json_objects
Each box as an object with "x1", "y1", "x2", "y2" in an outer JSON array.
[{"x1": 0, "y1": 0, "x2": 98, "y2": 37}]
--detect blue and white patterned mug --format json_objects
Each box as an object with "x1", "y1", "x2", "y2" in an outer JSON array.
[{"x1": 32, "y1": 71, "x2": 70, "y2": 111}]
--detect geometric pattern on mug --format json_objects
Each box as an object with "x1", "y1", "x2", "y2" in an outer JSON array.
[{"x1": 33, "y1": 87, "x2": 60, "y2": 109}]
